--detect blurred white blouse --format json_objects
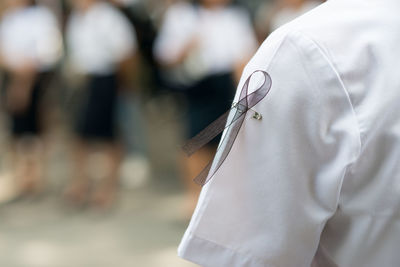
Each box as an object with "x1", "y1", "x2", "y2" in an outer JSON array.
[
  {"x1": 270, "y1": 1, "x2": 321, "y2": 31},
  {"x1": 0, "y1": 5, "x2": 62, "y2": 71},
  {"x1": 154, "y1": 2, "x2": 258, "y2": 83},
  {"x1": 66, "y1": 2, "x2": 137, "y2": 75}
]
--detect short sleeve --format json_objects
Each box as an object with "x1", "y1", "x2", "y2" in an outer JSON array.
[
  {"x1": 103, "y1": 6, "x2": 137, "y2": 61},
  {"x1": 229, "y1": 8, "x2": 258, "y2": 63},
  {"x1": 34, "y1": 8, "x2": 63, "y2": 68},
  {"x1": 153, "y1": 3, "x2": 197, "y2": 65},
  {"x1": 178, "y1": 29, "x2": 361, "y2": 267},
  {"x1": 0, "y1": 7, "x2": 62, "y2": 70}
]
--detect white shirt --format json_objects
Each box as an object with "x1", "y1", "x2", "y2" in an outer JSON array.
[
  {"x1": 154, "y1": 3, "x2": 257, "y2": 83},
  {"x1": 66, "y1": 2, "x2": 136, "y2": 75},
  {"x1": 179, "y1": 0, "x2": 400, "y2": 266},
  {"x1": 112, "y1": 0, "x2": 139, "y2": 6},
  {"x1": 0, "y1": 6, "x2": 62, "y2": 71}
]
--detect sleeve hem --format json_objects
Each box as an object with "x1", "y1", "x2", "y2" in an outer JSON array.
[{"x1": 178, "y1": 233, "x2": 277, "y2": 267}]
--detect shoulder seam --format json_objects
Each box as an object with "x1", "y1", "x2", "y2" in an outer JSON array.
[
  {"x1": 283, "y1": 29, "x2": 363, "y2": 213},
  {"x1": 290, "y1": 30, "x2": 362, "y2": 163}
]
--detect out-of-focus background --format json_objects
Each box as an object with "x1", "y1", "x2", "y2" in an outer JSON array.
[{"x1": 0, "y1": 0, "x2": 324, "y2": 266}]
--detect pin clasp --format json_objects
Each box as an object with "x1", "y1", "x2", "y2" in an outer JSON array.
[{"x1": 252, "y1": 112, "x2": 262, "y2": 120}]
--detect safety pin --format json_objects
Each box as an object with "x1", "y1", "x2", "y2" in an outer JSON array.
[{"x1": 231, "y1": 102, "x2": 263, "y2": 120}]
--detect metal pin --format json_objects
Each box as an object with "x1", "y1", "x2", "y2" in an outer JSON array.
[
  {"x1": 252, "y1": 112, "x2": 262, "y2": 120},
  {"x1": 232, "y1": 102, "x2": 263, "y2": 120}
]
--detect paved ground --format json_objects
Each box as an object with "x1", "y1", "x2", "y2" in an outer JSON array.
[
  {"x1": 0, "y1": 181, "x2": 199, "y2": 267},
  {"x1": 0, "y1": 95, "x2": 200, "y2": 267}
]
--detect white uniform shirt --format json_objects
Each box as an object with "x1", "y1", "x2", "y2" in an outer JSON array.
[
  {"x1": 179, "y1": 0, "x2": 400, "y2": 266},
  {"x1": 154, "y1": 3, "x2": 257, "y2": 82},
  {"x1": 112, "y1": 0, "x2": 139, "y2": 6},
  {"x1": 66, "y1": 2, "x2": 136, "y2": 75},
  {"x1": 0, "y1": 6, "x2": 62, "y2": 71}
]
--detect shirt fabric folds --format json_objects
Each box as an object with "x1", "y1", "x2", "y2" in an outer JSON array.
[{"x1": 179, "y1": 0, "x2": 400, "y2": 266}]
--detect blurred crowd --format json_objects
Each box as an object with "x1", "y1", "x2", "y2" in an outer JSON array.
[{"x1": 0, "y1": 0, "x2": 324, "y2": 212}]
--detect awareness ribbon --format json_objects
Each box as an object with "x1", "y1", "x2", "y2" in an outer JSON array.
[{"x1": 182, "y1": 70, "x2": 272, "y2": 186}]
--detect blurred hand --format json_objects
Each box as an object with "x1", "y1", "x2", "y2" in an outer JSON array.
[
  {"x1": 6, "y1": 70, "x2": 36, "y2": 114},
  {"x1": 172, "y1": 36, "x2": 200, "y2": 67}
]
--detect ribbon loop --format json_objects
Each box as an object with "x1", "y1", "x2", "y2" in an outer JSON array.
[{"x1": 182, "y1": 70, "x2": 272, "y2": 186}]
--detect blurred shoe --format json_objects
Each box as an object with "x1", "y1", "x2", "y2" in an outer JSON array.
[
  {"x1": 90, "y1": 179, "x2": 119, "y2": 210},
  {"x1": 63, "y1": 178, "x2": 91, "y2": 207},
  {"x1": 120, "y1": 154, "x2": 150, "y2": 189},
  {"x1": 0, "y1": 172, "x2": 19, "y2": 204}
]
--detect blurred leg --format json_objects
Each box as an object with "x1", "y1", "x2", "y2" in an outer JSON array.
[
  {"x1": 91, "y1": 142, "x2": 122, "y2": 209},
  {"x1": 13, "y1": 136, "x2": 44, "y2": 196},
  {"x1": 64, "y1": 138, "x2": 91, "y2": 205}
]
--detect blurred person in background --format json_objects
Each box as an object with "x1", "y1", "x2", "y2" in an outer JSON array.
[
  {"x1": 110, "y1": 0, "x2": 157, "y2": 75},
  {"x1": 154, "y1": 0, "x2": 258, "y2": 216},
  {"x1": 65, "y1": 0, "x2": 137, "y2": 208},
  {"x1": 255, "y1": 0, "x2": 322, "y2": 42},
  {"x1": 106, "y1": 0, "x2": 157, "y2": 188},
  {"x1": 0, "y1": 0, "x2": 62, "y2": 196}
]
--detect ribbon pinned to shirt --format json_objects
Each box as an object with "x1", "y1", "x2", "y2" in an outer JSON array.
[{"x1": 182, "y1": 70, "x2": 272, "y2": 186}]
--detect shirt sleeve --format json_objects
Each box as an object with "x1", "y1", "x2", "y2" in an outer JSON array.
[
  {"x1": 102, "y1": 5, "x2": 137, "y2": 62},
  {"x1": 229, "y1": 8, "x2": 259, "y2": 64},
  {"x1": 178, "y1": 29, "x2": 361, "y2": 267},
  {"x1": 34, "y1": 8, "x2": 63, "y2": 68},
  {"x1": 153, "y1": 3, "x2": 197, "y2": 65}
]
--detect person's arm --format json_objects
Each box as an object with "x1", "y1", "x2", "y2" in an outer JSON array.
[
  {"x1": 161, "y1": 36, "x2": 199, "y2": 68},
  {"x1": 5, "y1": 63, "x2": 37, "y2": 114},
  {"x1": 178, "y1": 28, "x2": 361, "y2": 267},
  {"x1": 231, "y1": 8, "x2": 259, "y2": 84},
  {"x1": 96, "y1": 5, "x2": 139, "y2": 90},
  {"x1": 34, "y1": 7, "x2": 63, "y2": 69},
  {"x1": 117, "y1": 51, "x2": 140, "y2": 90},
  {"x1": 153, "y1": 3, "x2": 198, "y2": 68}
]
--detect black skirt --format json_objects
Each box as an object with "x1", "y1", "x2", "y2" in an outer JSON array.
[
  {"x1": 185, "y1": 72, "x2": 236, "y2": 146},
  {"x1": 77, "y1": 74, "x2": 118, "y2": 141}
]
